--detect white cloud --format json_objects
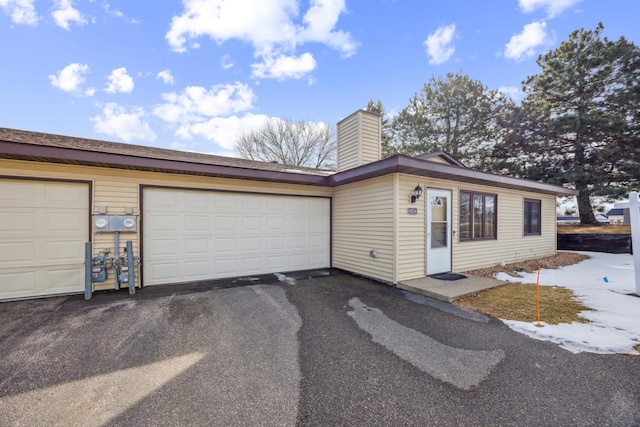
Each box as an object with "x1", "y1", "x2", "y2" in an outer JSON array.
[
  {"x1": 498, "y1": 85, "x2": 522, "y2": 100},
  {"x1": 102, "y1": 2, "x2": 138, "y2": 24},
  {"x1": 0, "y1": 0, "x2": 38, "y2": 25},
  {"x1": 49, "y1": 63, "x2": 90, "y2": 93},
  {"x1": 156, "y1": 69, "x2": 174, "y2": 85},
  {"x1": 92, "y1": 103, "x2": 156, "y2": 142},
  {"x1": 424, "y1": 23, "x2": 456, "y2": 65},
  {"x1": 504, "y1": 21, "x2": 550, "y2": 61},
  {"x1": 251, "y1": 52, "x2": 316, "y2": 80},
  {"x1": 165, "y1": 0, "x2": 356, "y2": 80},
  {"x1": 519, "y1": 0, "x2": 582, "y2": 18},
  {"x1": 52, "y1": 0, "x2": 86, "y2": 30},
  {"x1": 153, "y1": 82, "x2": 255, "y2": 124},
  {"x1": 297, "y1": 0, "x2": 357, "y2": 57},
  {"x1": 176, "y1": 113, "x2": 272, "y2": 150},
  {"x1": 105, "y1": 67, "x2": 134, "y2": 93},
  {"x1": 221, "y1": 55, "x2": 235, "y2": 70}
]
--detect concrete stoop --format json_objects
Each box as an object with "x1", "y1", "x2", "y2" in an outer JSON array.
[{"x1": 397, "y1": 275, "x2": 506, "y2": 302}]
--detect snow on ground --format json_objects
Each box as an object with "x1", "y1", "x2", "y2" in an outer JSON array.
[
  {"x1": 495, "y1": 251, "x2": 640, "y2": 355},
  {"x1": 274, "y1": 273, "x2": 296, "y2": 285}
]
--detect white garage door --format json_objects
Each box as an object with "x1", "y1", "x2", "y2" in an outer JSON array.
[
  {"x1": 0, "y1": 180, "x2": 89, "y2": 300},
  {"x1": 142, "y1": 188, "x2": 330, "y2": 286}
]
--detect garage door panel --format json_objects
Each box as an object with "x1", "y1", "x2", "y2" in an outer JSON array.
[
  {"x1": 241, "y1": 257, "x2": 264, "y2": 273},
  {"x1": 183, "y1": 260, "x2": 210, "y2": 279},
  {"x1": 267, "y1": 256, "x2": 285, "y2": 269},
  {"x1": 0, "y1": 269, "x2": 37, "y2": 295},
  {"x1": 148, "y1": 262, "x2": 179, "y2": 282},
  {"x1": 289, "y1": 254, "x2": 307, "y2": 268},
  {"x1": 215, "y1": 194, "x2": 238, "y2": 209},
  {"x1": 242, "y1": 197, "x2": 262, "y2": 210},
  {"x1": 45, "y1": 239, "x2": 85, "y2": 263},
  {"x1": 143, "y1": 188, "x2": 329, "y2": 286},
  {"x1": 214, "y1": 237, "x2": 236, "y2": 252},
  {"x1": 184, "y1": 215, "x2": 210, "y2": 231},
  {"x1": 1, "y1": 181, "x2": 35, "y2": 203},
  {"x1": 47, "y1": 212, "x2": 86, "y2": 233},
  {"x1": 147, "y1": 238, "x2": 180, "y2": 257},
  {"x1": 0, "y1": 180, "x2": 88, "y2": 300},
  {"x1": 267, "y1": 216, "x2": 285, "y2": 230},
  {"x1": 185, "y1": 238, "x2": 209, "y2": 255},
  {"x1": 216, "y1": 216, "x2": 237, "y2": 231},
  {"x1": 147, "y1": 214, "x2": 179, "y2": 231},
  {"x1": 267, "y1": 236, "x2": 285, "y2": 250},
  {"x1": 44, "y1": 265, "x2": 85, "y2": 292},
  {"x1": 184, "y1": 192, "x2": 209, "y2": 208},
  {"x1": 241, "y1": 216, "x2": 262, "y2": 230},
  {"x1": 0, "y1": 241, "x2": 35, "y2": 265},
  {"x1": 241, "y1": 236, "x2": 263, "y2": 251},
  {"x1": 214, "y1": 258, "x2": 237, "y2": 274},
  {"x1": 44, "y1": 185, "x2": 86, "y2": 206},
  {"x1": 309, "y1": 235, "x2": 326, "y2": 248},
  {"x1": 267, "y1": 198, "x2": 284, "y2": 210},
  {"x1": 0, "y1": 212, "x2": 34, "y2": 233},
  {"x1": 309, "y1": 253, "x2": 327, "y2": 266}
]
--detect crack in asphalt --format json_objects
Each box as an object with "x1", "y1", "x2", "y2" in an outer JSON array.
[{"x1": 347, "y1": 297, "x2": 505, "y2": 390}]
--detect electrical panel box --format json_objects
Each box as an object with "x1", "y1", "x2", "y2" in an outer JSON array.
[{"x1": 94, "y1": 215, "x2": 138, "y2": 232}]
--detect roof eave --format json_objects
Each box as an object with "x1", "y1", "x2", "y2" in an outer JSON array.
[
  {"x1": 329, "y1": 155, "x2": 579, "y2": 196},
  {"x1": 0, "y1": 140, "x2": 328, "y2": 186}
]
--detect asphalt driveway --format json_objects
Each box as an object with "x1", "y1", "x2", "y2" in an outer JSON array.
[{"x1": 0, "y1": 270, "x2": 639, "y2": 426}]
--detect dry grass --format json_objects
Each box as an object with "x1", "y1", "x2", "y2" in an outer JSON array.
[
  {"x1": 558, "y1": 224, "x2": 631, "y2": 234},
  {"x1": 463, "y1": 251, "x2": 590, "y2": 279},
  {"x1": 455, "y1": 283, "x2": 591, "y2": 324},
  {"x1": 455, "y1": 251, "x2": 592, "y2": 324}
]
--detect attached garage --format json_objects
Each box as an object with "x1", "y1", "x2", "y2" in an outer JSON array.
[
  {"x1": 0, "y1": 179, "x2": 90, "y2": 300},
  {"x1": 142, "y1": 187, "x2": 330, "y2": 286}
]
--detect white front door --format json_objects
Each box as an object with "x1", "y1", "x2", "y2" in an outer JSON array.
[{"x1": 426, "y1": 189, "x2": 452, "y2": 275}]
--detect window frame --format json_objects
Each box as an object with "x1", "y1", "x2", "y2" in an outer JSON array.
[
  {"x1": 459, "y1": 190, "x2": 497, "y2": 241},
  {"x1": 523, "y1": 198, "x2": 542, "y2": 236}
]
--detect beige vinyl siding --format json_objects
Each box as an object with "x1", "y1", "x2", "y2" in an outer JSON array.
[
  {"x1": 453, "y1": 185, "x2": 557, "y2": 271},
  {"x1": 423, "y1": 157, "x2": 450, "y2": 165},
  {"x1": 336, "y1": 110, "x2": 381, "y2": 172},
  {"x1": 336, "y1": 114, "x2": 359, "y2": 171},
  {"x1": 396, "y1": 174, "x2": 558, "y2": 279},
  {"x1": 359, "y1": 113, "x2": 381, "y2": 165},
  {"x1": 333, "y1": 175, "x2": 394, "y2": 283},
  {"x1": 396, "y1": 175, "x2": 426, "y2": 281},
  {"x1": 1, "y1": 159, "x2": 332, "y2": 291}
]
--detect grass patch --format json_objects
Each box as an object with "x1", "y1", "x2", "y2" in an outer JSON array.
[
  {"x1": 558, "y1": 224, "x2": 631, "y2": 234},
  {"x1": 464, "y1": 252, "x2": 590, "y2": 279},
  {"x1": 455, "y1": 283, "x2": 592, "y2": 325},
  {"x1": 457, "y1": 252, "x2": 592, "y2": 324}
]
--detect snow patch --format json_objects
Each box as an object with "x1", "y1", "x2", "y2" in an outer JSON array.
[
  {"x1": 496, "y1": 251, "x2": 640, "y2": 355},
  {"x1": 274, "y1": 273, "x2": 296, "y2": 285}
]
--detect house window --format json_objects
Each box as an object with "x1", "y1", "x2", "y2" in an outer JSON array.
[
  {"x1": 524, "y1": 199, "x2": 541, "y2": 235},
  {"x1": 459, "y1": 191, "x2": 497, "y2": 240}
]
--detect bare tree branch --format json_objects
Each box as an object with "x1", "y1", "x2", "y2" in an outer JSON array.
[{"x1": 235, "y1": 118, "x2": 336, "y2": 170}]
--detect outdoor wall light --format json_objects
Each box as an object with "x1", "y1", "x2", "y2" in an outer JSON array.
[{"x1": 410, "y1": 184, "x2": 423, "y2": 203}]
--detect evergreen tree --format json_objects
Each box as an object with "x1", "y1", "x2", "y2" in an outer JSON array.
[
  {"x1": 365, "y1": 99, "x2": 395, "y2": 158},
  {"x1": 391, "y1": 71, "x2": 511, "y2": 168},
  {"x1": 510, "y1": 23, "x2": 640, "y2": 224}
]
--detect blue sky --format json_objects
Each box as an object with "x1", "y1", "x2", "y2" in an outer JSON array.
[{"x1": 1, "y1": 0, "x2": 638, "y2": 156}]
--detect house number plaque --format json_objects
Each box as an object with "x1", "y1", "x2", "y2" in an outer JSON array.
[{"x1": 407, "y1": 208, "x2": 418, "y2": 215}]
